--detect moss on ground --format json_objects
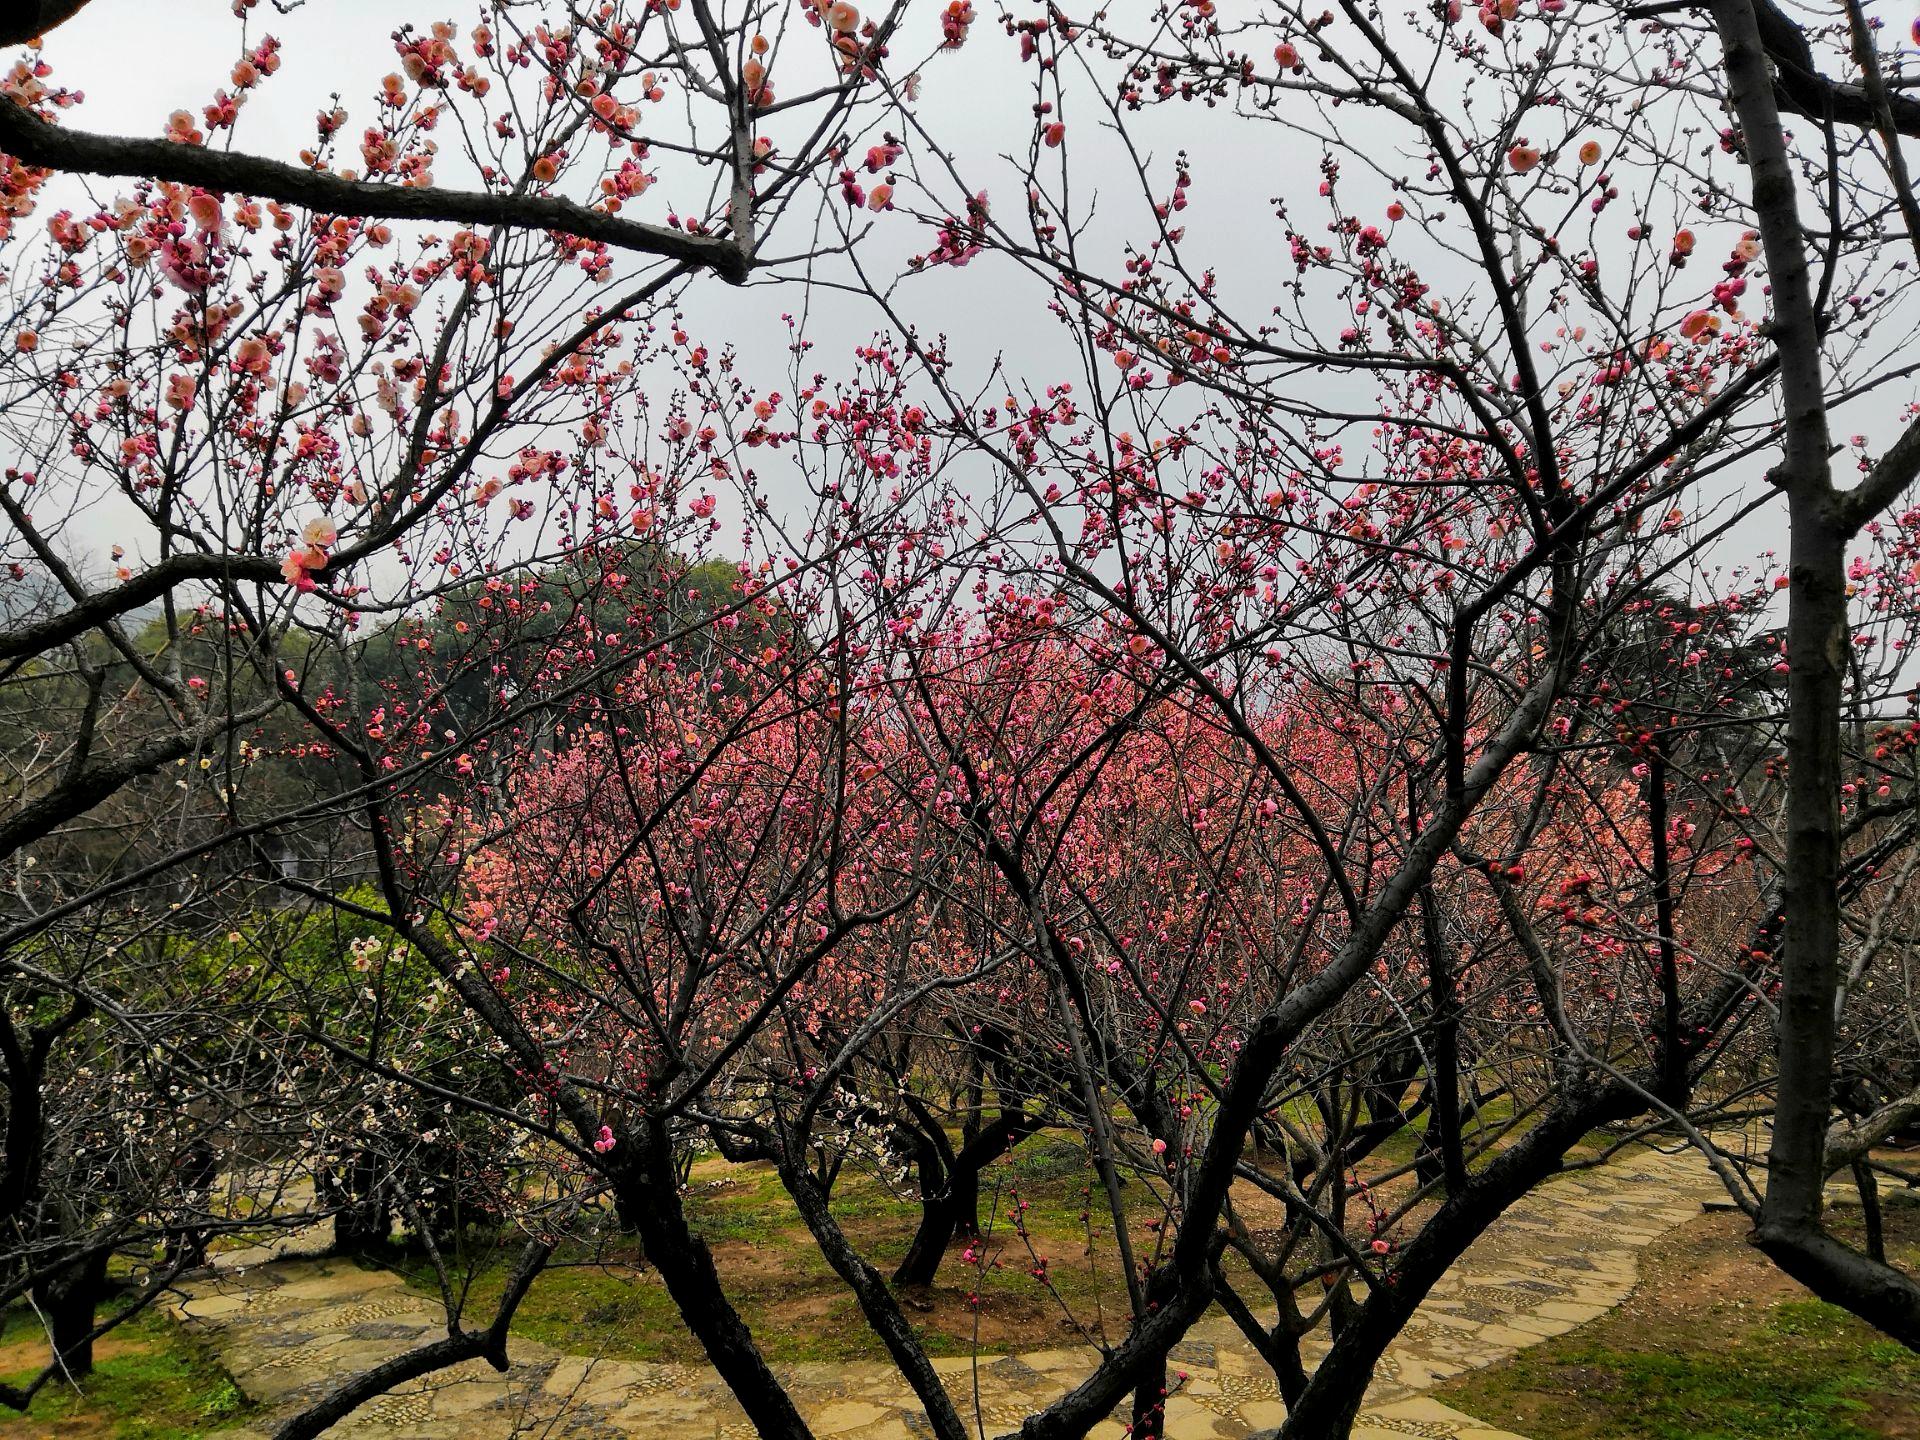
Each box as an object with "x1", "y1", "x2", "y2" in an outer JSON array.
[
  {"x1": 1438, "y1": 1205, "x2": 1920, "y2": 1440},
  {"x1": 0, "y1": 1303, "x2": 252, "y2": 1439},
  {"x1": 397, "y1": 1144, "x2": 1147, "y2": 1365}
]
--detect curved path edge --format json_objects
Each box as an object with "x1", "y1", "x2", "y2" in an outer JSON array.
[{"x1": 169, "y1": 1144, "x2": 1720, "y2": 1440}]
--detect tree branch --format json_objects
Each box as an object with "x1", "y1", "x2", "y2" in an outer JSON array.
[
  {"x1": 0, "y1": 1, "x2": 91, "y2": 48},
  {"x1": 269, "y1": 1236, "x2": 552, "y2": 1440},
  {"x1": 0, "y1": 103, "x2": 750, "y2": 282}
]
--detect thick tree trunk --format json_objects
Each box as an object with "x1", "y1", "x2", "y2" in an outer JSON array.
[
  {"x1": 323, "y1": 1156, "x2": 392, "y2": 1257},
  {"x1": 782, "y1": 1166, "x2": 969, "y2": 1440},
  {"x1": 1003, "y1": 1257, "x2": 1216, "y2": 1440},
  {"x1": 1703, "y1": 0, "x2": 1920, "y2": 1351},
  {"x1": 0, "y1": 1028, "x2": 44, "y2": 1226},
  {"x1": 952, "y1": 1159, "x2": 982, "y2": 1238},
  {"x1": 34, "y1": 1247, "x2": 108, "y2": 1381},
  {"x1": 1763, "y1": 510, "x2": 1847, "y2": 1237},
  {"x1": 893, "y1": 1191, "x2": 961, "y2": 1289},
  {"x1": 892, "y1": 1114, "x2": 1040, "y2": 1287},
  {"x1": 1854, "y1": 1161, "x2": 1886, "y2": 1265},
  {"x1": 162, "y1": 1138, "x2": 219, "y2": 1272},
  {"x1": 1129, "y1": 1350, "x2": 1168, "y2": 1440},
  {"x1": 891, "y1": 1120, "x2": 952, "y2": 1289},
  {"x1": 611, "y1": 1125, "x2": 814, "y2": 1440}
]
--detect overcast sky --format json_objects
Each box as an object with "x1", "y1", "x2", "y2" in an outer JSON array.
[
  {"x1": 22, "y1": 0, "x2": 1874, "y2": 591},
  {"x1": 35, "y1": 1, "x2": 1369, "y2": 389}
]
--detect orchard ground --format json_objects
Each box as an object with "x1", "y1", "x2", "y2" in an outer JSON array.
[
  {"x1": 11, "y1": 1128, "x2": 1916, "y2": 1439},
  {"x1": 1436, "y1": 1205, "x2": 1920, "y2": 1440}
]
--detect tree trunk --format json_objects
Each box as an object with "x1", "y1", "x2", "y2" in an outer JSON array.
[
  {"x1": 1763, "y1": 507, "x2": 1848, "y2": 1240},
  {"x1": 1705, "y1": 0, "x2": 1920, "y2": 1345},
  {"x1": 35, "y1": 1247, "x2": 108, "y2": 1381},
  {"x1": 611, "y1": 1124, "x2": 814, "y2": 1440},
  {"x1": 1129, "y1": 1350, "x2": 1168, "y2": 1440},
  {"x1": 782, "y1": 1165, "x2": 969, "y2": 1440},
  {"x1": 893, "y1": 1191, "x2": 960, "y2": 1289},
  {"x1": 1854, "y1": 1161, "x2": 1886, "y2": 1265},
  {"x1": 952, "y1": 1158, "x2": 982, "y2": 1238},
  {"x1": 1278, "y1": 1088, "x2": 1634, "y2": 1439},
  {"x1": 892, "y1": 1114, "x2": 1039, "y2": 1287},
  {"x1": 325, "y1": 1157, "x2": 391, "y2": 1257},
  {"x1": 891, "y1": 1119, "x2": 952, "y2": 1289}
]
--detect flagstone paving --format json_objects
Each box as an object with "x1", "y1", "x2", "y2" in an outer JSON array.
[{"x1": 170, "y1": 1143, "x2": 1720, "y2": 1440}]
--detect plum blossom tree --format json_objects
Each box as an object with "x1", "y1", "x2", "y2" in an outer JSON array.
[
  {"x1": 809, "y1": 0, "x2": 1920, "y2": 1429},
  {"x1": 0, "y1": 0, "x2": 930, "y2": 1413},
  {"x1": 1698, "y1": 0, "x2": 1920, "y2": 1345},
  {"x1": 12, "y1": 0, "x2": 1920, "y2": 1438}
]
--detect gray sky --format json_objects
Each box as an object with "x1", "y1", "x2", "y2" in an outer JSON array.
[{"x1": 25, "y1": 0, "x2": 1886, "y2": 596}]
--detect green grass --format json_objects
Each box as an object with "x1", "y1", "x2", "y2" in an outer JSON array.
[
  {"x1": 1439, "y1": 1210, "x2": 1920, "y2": 1440},
  {"x1": 396, "y1": 1147, "x2": 1146, "y2": 1365},
  {"x1": 1008, "y1": 1134, "x2": 1096, "y2": 1183},
  {"x1": 400, "y1": 1240, "x2": 984, "y2": 1366},
  {"x1": 1447, "y1": 1309, "x2": 1912, "y2": 1439},
  {"x1": 0, "y1": 1303, "x2": 251, "y2": 1438}
]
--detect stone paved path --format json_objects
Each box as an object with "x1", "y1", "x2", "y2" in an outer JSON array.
[{"x1": 170, "y1": 1144, "x2": 1719, "y2": 1440}]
